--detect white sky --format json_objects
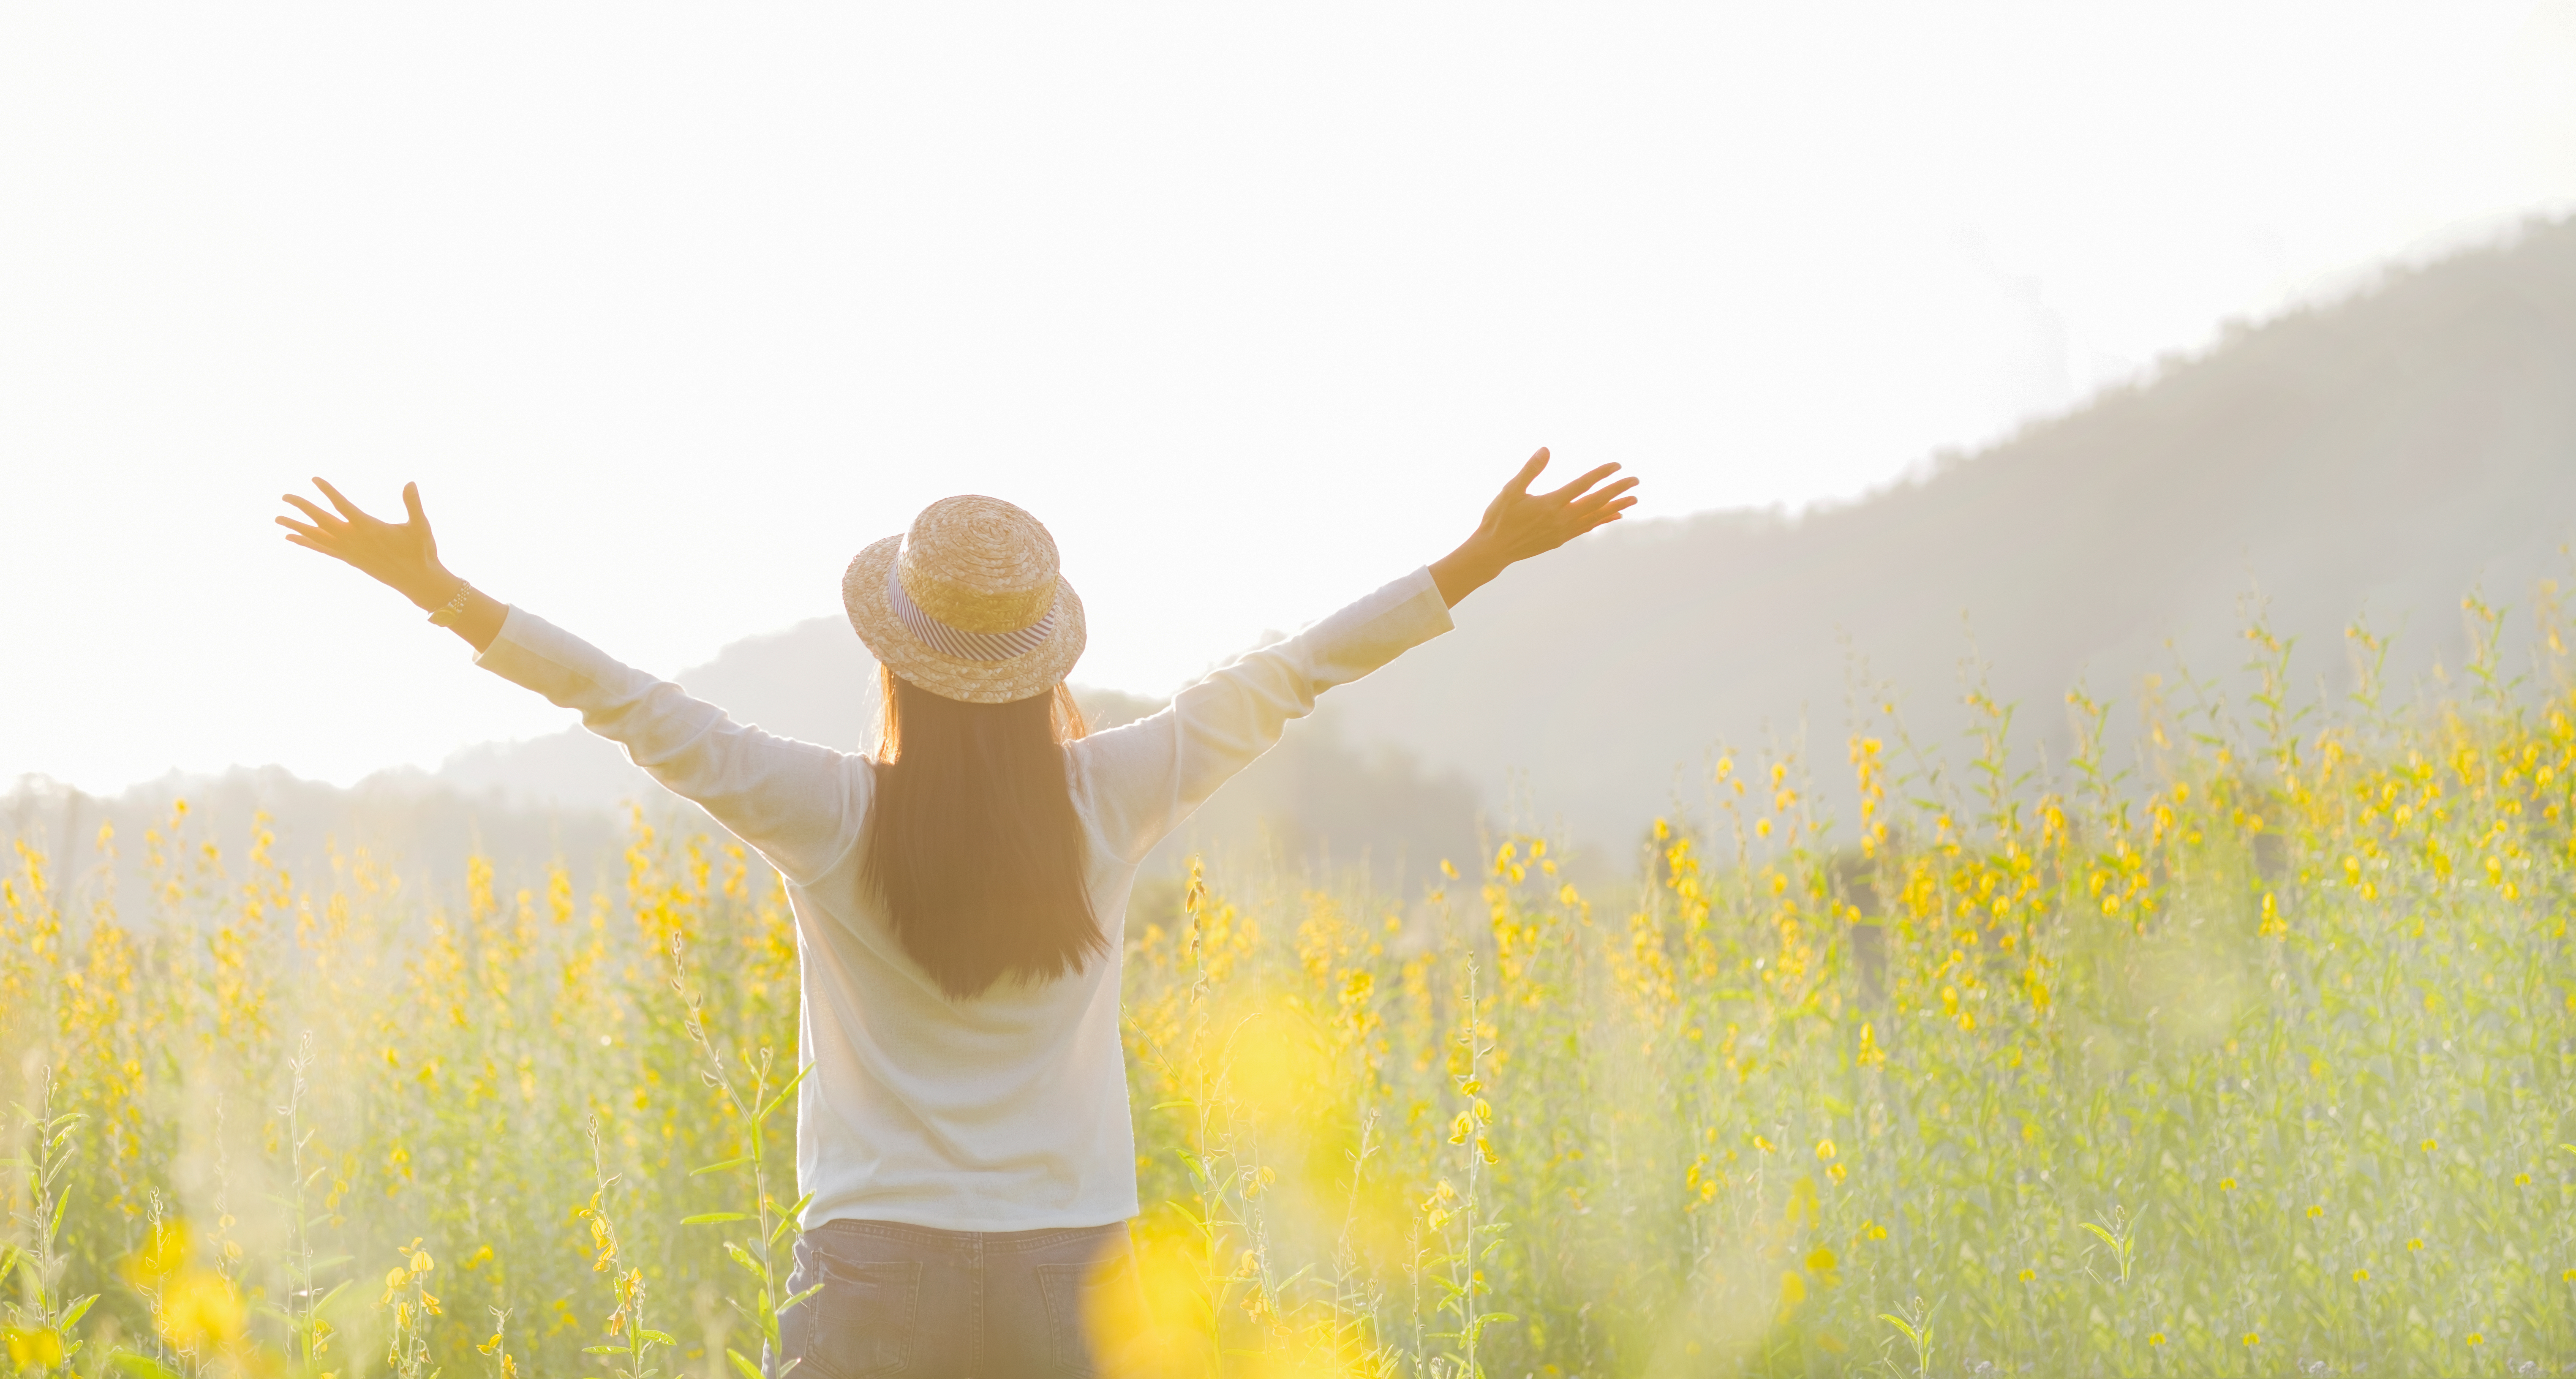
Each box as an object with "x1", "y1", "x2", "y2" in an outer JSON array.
[{"x1": 5, "y1": 2, "x2": 2573, "y2": 793}]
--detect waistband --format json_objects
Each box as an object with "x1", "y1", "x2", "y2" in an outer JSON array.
[{"x1": 808, "y1": 1217, "x2": 1127, "y2": 1255}]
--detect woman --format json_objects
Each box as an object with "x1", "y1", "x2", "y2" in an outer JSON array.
[{"x1": 275, "y1": 450, "x2": 1637, "y2": 1376}]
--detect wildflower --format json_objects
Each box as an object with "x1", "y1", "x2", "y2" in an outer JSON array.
[
  {"x1": 2354, "y1": 1268, "x2": 2369, "y2": 1282},
  {"x1": 2421, "y1": 1137, "x2": 2438, "y2": 1153},
  {"x1": 5, "y1": 1330, "x2": 65, "y2": 1370},
  {"x1": 1815, "y1": 1139, "x2": 1836, "y2": 1161},
  {"x1": 2243, "y1": 1332, "x2": 2260, "y2": 1347},
  {"x1": 2148, "y1": 1333, "x2": 2166, "y2": 1347},
  {"x1": 2467, "y1": 1333, "x2": 2483, "y2": 1346},
  {"x1": 2219, "y1": 1177, "x2": 2237, "y2": 1191},
  {"x1": 2408, "y1": 1238, "x2": 2425, "y2": 1252},
  {"x1": 2306, "y1": 1204, "x2": 2324, "y2": 1218},
  {"x1": 2017, "y1": 1268, "x2": 2034, "y2": 1282}
]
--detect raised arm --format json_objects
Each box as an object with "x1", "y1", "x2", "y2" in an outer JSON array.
[
  {"x1": 1079, "y1": 448, "x2": 1639, "y2": 861},
  {"x1": 275, "y1": 479, "x2": 860, "y2": 886}
]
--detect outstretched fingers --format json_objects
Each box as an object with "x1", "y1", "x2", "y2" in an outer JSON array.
[
  {"x1": 281, "y1": 493, "x2": 345, "y2": 533},
  {"x1": 1570, "y1": 474, "x2": 1639, "y2": 515},
  {"x1": 1576, "y1": 495, "x2": 1638, "y2": 535},
  {"x1": 311, "y1": 476, "x2": 373, "y2": 525},
  {"x1": 1541, "y1": 462, "x2": 1622, "y2": 505}
]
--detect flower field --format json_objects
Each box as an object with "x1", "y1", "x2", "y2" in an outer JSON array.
[{"x1": 4, "y1": 595, "x2": 2573, "y2": 1377}]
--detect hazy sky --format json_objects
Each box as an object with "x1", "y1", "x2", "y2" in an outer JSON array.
[{"x1": 5, "y1": 2, "x2": 2573, "y2": 793}]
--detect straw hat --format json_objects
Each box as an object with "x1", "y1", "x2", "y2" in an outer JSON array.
[{"x1": 842, "y1": 495, "x2": 1086, "y2": 703}]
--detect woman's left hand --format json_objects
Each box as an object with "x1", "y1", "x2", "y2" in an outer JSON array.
[
  {"x1": 277, "y1": 478, "x2": 458, "y2": 609},
  {"x1": 278, "y1": 478, "x2": 505, "y2": 649}
]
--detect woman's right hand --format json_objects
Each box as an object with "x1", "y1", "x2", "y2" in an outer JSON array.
[{"x1": 1430, "y1": 448, "x2": 1638, "y2": 607}]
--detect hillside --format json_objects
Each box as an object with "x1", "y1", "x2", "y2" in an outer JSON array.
[{"x1": 1323, "y1": 215, "x2": 2576, "y2": 851}]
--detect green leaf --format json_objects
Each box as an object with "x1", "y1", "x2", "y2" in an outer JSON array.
[
  {"x1": 724, "y1": 1243, "x2": 771, "y2": 1285},
  {"x1": 781, "y1": 1284, "x2": 823, "y2": 1314},
  {"x1": 682, "y1": 1212, "x2": 752, "y2": 1225},
  {"x1": 727, "y1": 1348, "x2": 765, "y2": 1379},
  {"x1": 59, "y1": 1291, "x2": 98, "y2": 1332},
  {"x1": 585, "y1": 1344, "x2": 630, "y2": 1354},
  {"x1": 689, "y1": 1157, "x2": 752, "y2": 1178},
  {"x1": 756, "y1": 1065, "x2": 812, "y2": 1123},
  {"x1": 640, "y1": 1329, "x2": 677, "y2": 1345}
]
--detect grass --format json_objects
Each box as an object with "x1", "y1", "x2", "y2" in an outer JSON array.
[{"x1": 3, "y1": 591, "x2": 2573, "y2": 1377}]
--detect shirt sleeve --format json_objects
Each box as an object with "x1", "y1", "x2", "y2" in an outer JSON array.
[
  {"x1": 1072, "y1": 566, "x2": 1455, "y2": 864},
  {"x1": 472, "y1": 607, "x2": 868, "y2": 887}
]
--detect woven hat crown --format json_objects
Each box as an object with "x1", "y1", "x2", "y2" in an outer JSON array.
[{"x1": 896, "y1": 496, "x2": 1060, "y2": 634}]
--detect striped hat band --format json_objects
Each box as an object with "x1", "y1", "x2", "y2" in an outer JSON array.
[{"x1": 887, "y1": 562, "x2": 1059, "y2": 662}]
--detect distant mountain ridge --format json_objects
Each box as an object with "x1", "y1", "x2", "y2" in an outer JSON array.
[
  {"x1": 15, "y1": 217, "x2": 2571, "y2": 889},
  {"x1": 1317, "y1": 214, "x2": 2576, "y2": 849}
]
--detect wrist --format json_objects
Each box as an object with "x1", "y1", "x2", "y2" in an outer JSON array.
[
  {"x1": 402, "y1": 564, "x2": 466, "y2": 612},
  {"x1": 1430, "y1": 534, "x2": 1509, "y2": 608}
]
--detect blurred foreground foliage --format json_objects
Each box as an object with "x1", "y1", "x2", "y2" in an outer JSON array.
[{"x1": 4, "y1": 591, "x2": 2574, "y2": 1377}]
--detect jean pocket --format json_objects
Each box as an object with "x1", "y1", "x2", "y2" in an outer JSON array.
[
  {"x1": 786, "y1": 1256, "x2": 920, "y2": 1379},
  {"x1": 1037, "y1": 1249, "x2": 1137, "y2": 1379}
]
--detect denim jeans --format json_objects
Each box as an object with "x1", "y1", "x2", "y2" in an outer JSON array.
[{"x1": 767, "y1": 1218, "x2": 1137, "y2": 1379}]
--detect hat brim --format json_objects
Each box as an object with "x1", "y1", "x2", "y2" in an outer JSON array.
[{"x1": 842, "y1": 534, "x2": 1086, "y2": 704}]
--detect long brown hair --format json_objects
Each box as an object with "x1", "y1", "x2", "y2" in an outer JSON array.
[{"x1": 861, "y1": 664, "x2": 1102, "y2": 999}]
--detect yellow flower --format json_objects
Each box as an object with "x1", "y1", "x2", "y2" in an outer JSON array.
[
  {"x1": 5, "y1": 1328, "x2": 66, "y2": 1371},
  {"x1": 2017, "y1": 1268, "x2": 2034, "y2": 1282},
  {"x1": 161, "y1": 1270, "x2": 247, "y2": 1349},
  {"x1": 2353, "y1": 1268, "x2": 2369, "y2": 1282},
  {"x1": 1814, "y1": 1139, "x2": 1836, "y2": 1161},
  {"x1": 2408, "y1": 1238, "x2": 2425, "y2": 1252},
  {"x1": 2306, "y1": 1204, "x2": 2323, "y2": 1218},
  {"x1": 2148, "y1": 1333, "x2": 2166, "y2": 1347},
  {"x1": 2421, "y1": 1137, "x2": 2438, "y2": 1153},
  {"x1": 2242, "y1": 1331, "x2": 2260, "y2": 1347},
  {"x1": 2466, "y1": 1333, "x2": 2483, "y2": 1346},
  {"x1": 2219, "y1": 1177, "x2": 2237, "y2": 1191}
]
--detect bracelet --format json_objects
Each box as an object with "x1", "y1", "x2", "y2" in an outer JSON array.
[{"x1": 426, "y1": 578, "x2": 475, "y2": 627}]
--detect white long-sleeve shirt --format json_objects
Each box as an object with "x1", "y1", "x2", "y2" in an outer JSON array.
[{"x1": 473, "y1": 566, "x2": 1454, "y2": 1230}]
